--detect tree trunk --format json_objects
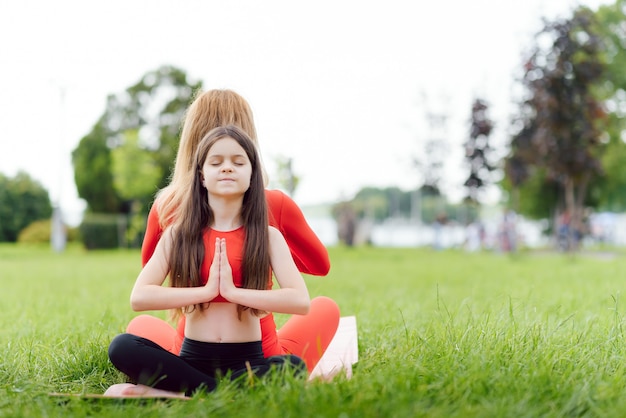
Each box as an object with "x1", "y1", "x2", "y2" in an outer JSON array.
[
  {"x1": 572, "y1": 172, "x2": 590, "y2": 251},
  {"x1": 563, "y1": 172, "x2": 590, "y2": 252},
  {"x1": 564, "y1": 177, "x2": 577, "y2": 251}
]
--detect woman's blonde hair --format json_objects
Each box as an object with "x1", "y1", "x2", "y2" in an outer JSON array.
[{"x1": 156, "y1": 89, "x2": 267, "y2": 229}]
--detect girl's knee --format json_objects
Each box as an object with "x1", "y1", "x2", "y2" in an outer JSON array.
[
  {"x1": 267, "y1": 355, "x2": 307, "y2": 376},
  {"x1": 108, "y1": 333, "x2": 145, "y2": 364},
  {"x1": 108, "y1": 333, "x2": 132, "y2": 363}
]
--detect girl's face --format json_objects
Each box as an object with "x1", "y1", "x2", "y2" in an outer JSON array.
[{"x1": 201, "y1": 136, "x2": 252, "y2": 198}]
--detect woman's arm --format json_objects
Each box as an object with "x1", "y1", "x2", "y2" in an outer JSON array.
[
  {"x1": 266, "y1": 189, "x2": 330, "y2": 276},
  {"x1": 141, "y1": 204, "x2": 163, "y2": 267},
  {"x1": 131, "y1": 229, "x2": 219, "y2": 311},
  {"x1": 220, "y1": 227, "x2": 310, "y2": 315}
]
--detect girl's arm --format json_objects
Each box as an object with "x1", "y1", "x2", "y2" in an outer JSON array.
[
  {"x1": 266, "y1": 190, "x2": 330, "y2": 276},
  {"x1": 130, "y1": 229, "x2": 220, "y2": 311},
  {"x1": 220, "y1": 227, "x2": 310, "y2": 315}
]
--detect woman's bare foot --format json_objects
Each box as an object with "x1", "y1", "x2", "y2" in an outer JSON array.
[{"x1": 104, "y1": 383, "x2": 188, "y2": 399}]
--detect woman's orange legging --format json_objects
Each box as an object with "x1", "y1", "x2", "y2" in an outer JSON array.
[{"x1": 125, "y1": 296, "x2": 340, "y2": 373}]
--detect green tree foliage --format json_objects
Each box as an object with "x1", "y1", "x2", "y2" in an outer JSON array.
[
  {"x1": 111, "y1": 129, "x2": 164, "y2": 245},
  {"x1": 504, "y1": 7, "x2": 607, "y2": 232},
  {"x1": 594, "y1": 0, "x2": 626, "y2": 89},
  {"x1": 71, "y1": 65, "x2": 201, "y2": 215},
  {"x1": 589, "y1": 127, "x2": 626, "y2": 211},
  {"x1": 587, "y1": 0, "x2": 626, "y2": 211},
  {"x1": 501, "y1": 167, "x2": 560, "y2": 220},
  {"x1": 111, "y1": 129, "x2": 162, "y2": 201},
  {"x1": 71, "y1": 121, "x2": 120, "y2": 212},
  {"x1": 0, "y1": 171, "x2": 52, "y2": 242},
  {"x1": 464, "y1": 98, "x2": 495, "y2": 204},
  {"x1": 331, "y1": 186, "x2": 478, "y2": 231},
  {"x1": 351, "y1": 187, "x2": 411, "y2": 221}
]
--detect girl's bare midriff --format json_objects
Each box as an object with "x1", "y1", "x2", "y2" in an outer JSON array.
[{"x1": 185, "y1": 303, "x2": 262, "y2": 342}]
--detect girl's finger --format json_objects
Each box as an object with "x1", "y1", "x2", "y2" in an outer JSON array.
[
  {"x1": 211, "y1": 237, "x2": 221, "y2": 270},
  {"x1": 220, "y1": 238, "x2": 227, "y2": 261}
]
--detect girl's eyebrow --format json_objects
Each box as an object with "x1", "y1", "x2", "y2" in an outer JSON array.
[{"x1": 207, "y1": 153, "x2": 248, "y2": 159}]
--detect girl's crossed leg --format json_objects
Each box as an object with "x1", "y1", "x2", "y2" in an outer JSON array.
[{"x1": 107, "y1": 333, "x2": 305, "y2": 397}]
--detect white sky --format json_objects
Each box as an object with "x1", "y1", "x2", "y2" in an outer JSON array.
[{"x1": 0, "y1": 0, "x2": 610, "y2": 223}]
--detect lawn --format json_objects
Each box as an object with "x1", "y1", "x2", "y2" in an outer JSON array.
[{"x1": 2, "y1": 244, "x2": 626, "y2": 417}]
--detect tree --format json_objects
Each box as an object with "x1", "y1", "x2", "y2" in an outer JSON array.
[
  {"x1": 72, "y1": 65, "x2": 201, "y2": 215},
  {"x1": 0, "y1": 171, "x2": 52, "y2": 242},
  {"x1": 72, "y1": 121, "x2": 120, "y2": 213},
  {"x1": 464, "y1": 98, "x2": 495, "y2": 204},
  {"x1": 586, "y1": 0, "x2": 626, "y2": 211},
  {"x1": 589, "y1": 128, "x2": 626, "y2": 211},
  {"x1": 412, "y1": 94, "x2": 450, "y2": 223},
  {"x1": 111, "y1": 129, "x2": 163, "y2": 202},
  {"x1": 504, "y1": 7, "x2": 607, "y2": 248},
  {"x1": 111, "y1": 129, "x2": 164, "y2": 244},
  {"x1": 349, "y1": 186, "x2": 411, "y2": 221},
  {"x1": 273, "y1": 156, "x2": 300, "y2": 197},
  {"x1": 333, "y1": 201, "x2": 357, "y2": 246},
  {"x1": 330, "y1": 185, "x2": 478, "y2": 238},
  {"x1": 413, "y1": 111, "x2": 448, "y2": 197}
]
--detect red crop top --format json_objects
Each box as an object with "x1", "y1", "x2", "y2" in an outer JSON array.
[{"x1": 201, "y1": 227, "x2": 271, "y2": 303}]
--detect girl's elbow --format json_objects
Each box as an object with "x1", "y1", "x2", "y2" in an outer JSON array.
[
  {"x1": 297, "y1": 297, "x2": 311, "y2": 315},
  {"x1": 129, "y1": 293, "x2": 146, "y2": 311},
  {"x1": 129, "y1": 299, "x2": 141, "y2": 312}
]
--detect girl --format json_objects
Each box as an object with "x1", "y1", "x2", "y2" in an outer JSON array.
[
  {"x1": 127, "y1": 89, "x2": 339, "y2": 372},
  {"x1": 108, "y1": 125, "x2": 310, "y2": 397}
]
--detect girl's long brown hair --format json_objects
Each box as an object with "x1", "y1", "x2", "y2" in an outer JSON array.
[{"x1": 168, "y1": 125, "x2": 270, "y2": 319}]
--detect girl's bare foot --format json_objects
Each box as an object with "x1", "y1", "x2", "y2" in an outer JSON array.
[
  {"x1": 104, "y1": 383, "x2": 188, "y2": 399},
  {"x1": 104, "y1": 383, "x2": 136, "y2": 397}
]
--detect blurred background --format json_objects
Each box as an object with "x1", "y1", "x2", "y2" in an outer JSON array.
[{"x1": 1, "y1": 0, "x2": 624, "y2": 253}]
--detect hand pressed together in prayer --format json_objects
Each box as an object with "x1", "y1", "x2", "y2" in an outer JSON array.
[{"x1": 206, "y1": 237, "x2": 236, "y2": 301}]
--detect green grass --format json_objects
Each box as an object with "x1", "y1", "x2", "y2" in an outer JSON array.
[{"x1": 2, "y1": 244, "x2": 626, "y2": 417}]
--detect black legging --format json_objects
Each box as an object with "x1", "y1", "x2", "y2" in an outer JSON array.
[{"x1": 108, "y1": 333, "x2": 305, "y2": 396}]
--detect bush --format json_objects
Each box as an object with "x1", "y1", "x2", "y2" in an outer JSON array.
[
  {"x1": 18, "y1": 219, "x2": 81, "y2": 245},
  {"x1": 66, "y1": 225, "x2": 80, "y2": 242},
  {"x1": 17, "y1": 219, "x2": 52, "y2": 244},
  {"x1": 0, "y1": 171, "x2": 52, "y2": 242},
  {"x1": 79, "y1": 213, "x2": 126, "y2": 250}
]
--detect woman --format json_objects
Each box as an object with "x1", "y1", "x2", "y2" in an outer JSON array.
[{"x1": 126, "y1": 89, "x2": 339, "y2": 372}]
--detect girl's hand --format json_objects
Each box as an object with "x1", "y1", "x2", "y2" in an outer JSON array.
[
  {"x1": 204, "y1": 237, "x2": 221, "y2": 300},
  {"x1": 217, "y1": 238, "x2": 235, "y2": 298}
]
